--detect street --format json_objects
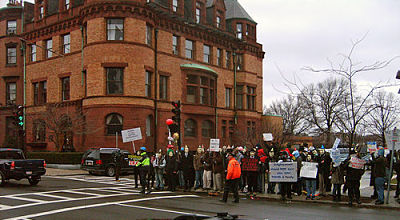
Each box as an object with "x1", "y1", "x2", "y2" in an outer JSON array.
[{"x1": 0, "y1": 174, "x2": 399, "y2": 220}]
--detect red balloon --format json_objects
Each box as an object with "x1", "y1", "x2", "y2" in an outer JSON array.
[{"x1": 166, "y1": 119, "x2": 174, "y2": 125}]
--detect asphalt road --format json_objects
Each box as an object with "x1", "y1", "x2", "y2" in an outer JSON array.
[{"x1": 0, "y1": 175, "x2": 399, "y2": 220}]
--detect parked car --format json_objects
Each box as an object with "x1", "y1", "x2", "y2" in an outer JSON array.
[
  {"x1": 80, "y1": 148, "x2": 135, "y2": 177},
  {"x1": 0, "y1": 148, "x2": 46, "y2": 186}
]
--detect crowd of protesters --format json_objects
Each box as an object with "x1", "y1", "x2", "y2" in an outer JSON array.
[{"x1": 122, "y1": 143, "x2": 400, "y2": 206}]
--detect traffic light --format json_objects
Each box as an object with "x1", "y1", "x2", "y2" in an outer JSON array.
[
  {"x1": 16, "y1": 105, "x2": 24, "y2": 127},
  {"x1": 171, "y1": 100, "x2": 181, "y2": 123}
]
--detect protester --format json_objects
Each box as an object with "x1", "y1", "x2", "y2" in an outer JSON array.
[
  {"x1": 266, "y1": 148, "x2": 277, "y2": 194},
  {"x1": 153, "y1": 151, "x2": 166, "y2": 190},
  {"x1": 246, "y1": 149, "x2": 259, "y2": 196},
  {"x1": 292, "y1": 150, "x2": 303, "y2": 196},
  {"x1": 212, "y1": 151, "x2": 224, "y2": 193},
  {"x1": 331, "y1": 162, "x2": 344, "y2": 202},
  {"x1": 133, "y1": 150, "x2": 141, "y2": 188},
  {"x1": 176, "y1": 148, "x2": 185, "y2": 188},
  {"x1": 181, "y1": 146, "x2": 194, "y2": 192},
  {"x1": 305, "y1": 152, "x2": 318, "y2": 200},
  {"x1": 257, "y1": 148, "x2": 268, "y2": 193},
  {"x1": 112, "y1": 149, "x2": 123, "y2": 182},
  {"x1": 278, "y1": 149, "x2": 293, "y2": 201},
  {"x1": 395, "y1": 150, "x2": 400, "y2": 199},
  {"x1": 136, "y1": 147, "x2": 151, "y2": 194},
  {"x1": 193, "y1": 147, "x2": 204, "y2": 190},
  {"x1": 345, "y1": 150, "x2": 365, "y2": 206},
  {"x1": 371, "y1": 148, "x2": 387, "y2": 205},
  {"x1": 220, "y1": 152, "x2": 241, "y2": 203},
  {"x1": 318, "y1": 147, "x2": 332, "y2": 196},
  {"x1": 166, "y1": 149, "x2": 178, "y2": 192},
  {"x1": 202, "y1": 150, "x2": 213, "y2": 190}
]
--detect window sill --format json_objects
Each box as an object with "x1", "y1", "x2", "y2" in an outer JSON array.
[{"x1": 5, "y1": 64, "x2": 17, "y2": 67}]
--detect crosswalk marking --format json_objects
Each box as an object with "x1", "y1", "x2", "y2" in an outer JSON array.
[
  {"x1": 63, "y1": 190, "x2": 101, "y2": 197},
  {"x1": 36, "y1": 193, "x2": 72, "y2": 200},
  {"x1": 7, "y1": 196, "x2": 46, "y2": 203},
  {"x1": 0, "y1": 204, "x2": 11, "y2": 210}
]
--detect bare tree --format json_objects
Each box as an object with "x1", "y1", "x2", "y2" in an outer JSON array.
[
  {"x1": 265, "y1": 95, "x2": 310, "y2": 137},
  {"x1": 304, "y1": 36, "x2": 398, "y2": 147},
  {"x1": 33, "y1": 102, "x2": 101, "y2": 152},
  {"x1": 364, "y1": 91, "x2": 399, "y2": 147},
  {"x1": 298, "y1": 78, "x2": 349, "y2": 147}
]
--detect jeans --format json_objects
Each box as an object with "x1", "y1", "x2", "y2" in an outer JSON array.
[
  {"x1": 195, "y1": 169, "x2": 203, "y2": 188},
  {"x1": 178, "y1": 170, "x2": 185, "y2": 187},
  {"x1": 155, "y1": 168, "x2": 164, "y2": 189},
  {"x1": 375, "y1": 177, "x2": 385, "y2": 202},
  {"x1": 306, "y1": 179, "x2": 316, "y2": 197}
]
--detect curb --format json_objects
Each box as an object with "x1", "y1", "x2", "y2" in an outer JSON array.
[
  {"x1": 189, "y1": 190, "x2": 400, "y2": 211},
  {"x1": 47, "y1": 164, "x2": 81, "y2": 170}
]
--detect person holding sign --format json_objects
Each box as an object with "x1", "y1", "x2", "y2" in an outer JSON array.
[
  {"x1": 220, "y1": 152, "x2": 241, "y2": 203},
  {"x1": 304, "y1": 152, "x2": 318, "y2": 200},
  {"x1": 370, "y1": 148, "x2": 387, "y2": 205},
  {"x1": 344, "y1": 150, "x2": 365, "y2": 206},
  {"x1": 136, "y1": 147, "x2": 151, "y2": 194}
]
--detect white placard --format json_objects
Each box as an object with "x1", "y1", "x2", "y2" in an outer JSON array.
[
  {"x1": 300, "y1": 162, "x2": 318, "y2": 178},
  {"x1": 121, "y1": 128, "x2": 142, "y2": 143},
  {"x1": 209, "y1": 139, "x2": 220, "y2": 152},
  {"x1": 269, "y1": 162, "x2": 297, "y2": 182},
  {"x1": 349, "y1": 156, "x2": 366, "y2": 169},
  {"x1": 263, "y1": 133, "x2": 273, "y2": 141}
]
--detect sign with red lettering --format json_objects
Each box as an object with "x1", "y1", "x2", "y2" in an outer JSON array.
[
  {"x1": 349, "y1": 157, "x2": 366, "y2": 169},
  {"x1": 241, "y1": 158, "x2": 258, "y2": 172}
]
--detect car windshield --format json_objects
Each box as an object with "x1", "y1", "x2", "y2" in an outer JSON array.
[
  {"x1": 85, "y1": 150, "x2": 100, "y2": 159},
  {"x1": 0, "y1": 151, "x2": 24, "y2": 159}
]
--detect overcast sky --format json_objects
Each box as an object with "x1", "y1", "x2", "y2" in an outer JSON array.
[{"x1": 2, "y1": 0, "x2": 400, "y2": 107}]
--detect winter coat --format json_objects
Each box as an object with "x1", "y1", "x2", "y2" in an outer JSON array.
[
  {"x1": 181, "y1": 152, "x2": 194, "y2": 174},
  {"x1": 166, "y1": 155, "x2": 178, "y2": 173},
  {"x1": 153, "y1": 156, "x2": 166, "y2": 171},
  {"x1": 372, "y1": 156, "x2": 387, "y2": 178},
  {"x1": 193, "y1": 153, "x2": 204, "y2": 171},
  {"x1": 226, "y1": 157, "x2": 241, "y2": 180},
  {"x1": 345, "y1": 158, "x2": 365, "y2": 181},
  {"x1": 212, "y1": 153, "x2": 224, "y2": 174},
  {"x1": 318, "y1": 153, "x2": 332, "y2": 175},
  {"x1": 331, "y1": 164, "x2": 344, "y2": 185},
  {"x1": 202, "y1": 153, "x2": 213, "y2": 171}
]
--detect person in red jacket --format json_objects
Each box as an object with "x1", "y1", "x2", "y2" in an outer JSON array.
[{"x1": 220, "y1": 152, "x2": 241, "y2": 203}]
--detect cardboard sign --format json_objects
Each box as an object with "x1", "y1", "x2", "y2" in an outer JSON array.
[
  {"x1": 349, "y1": 156, "x2": 366, "y2": 169},
  {"x1": 269, "y1": 162, "x2": 297, "y2": 182},
  {"x1": 210, "y1": 139, "x2": 220, "y2": 152},
  {"x1": 121, "y1": 128, "x2": 142, "y2": 143},
  {"x1": 300, "y1": 162, "x2": 318, "y2": 178},
  {"x1": 263, "y1": 133, "x2": 273, "y2": 141},
  {"x1": 241, "y1": 158, "x2": 259, "y2": 172}
]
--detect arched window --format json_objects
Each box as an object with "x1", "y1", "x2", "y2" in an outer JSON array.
[
  {"x1": 202, "y1": 120, "x2": 213, "y2": 138},
  {"x1": 33, "y1": 119, "x2": 46, "y2": 142},
  {"x1": 106, "y1": 113, "x2": 123, "y2": 135},
  {"x1": 184, "y1": 119, "x2": 197, "y2": 137},
  {"x1": 146, "y1": 115, "x2": 153, "y2": 137}
]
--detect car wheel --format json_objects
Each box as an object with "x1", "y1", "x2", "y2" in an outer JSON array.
[
  {"x1": 106, "y1": 166, "x2": 116, "y2": 177},
  {"x1": 28, "y1": 177, "x2": 40, "y2": 186},
  {"x1": 0, "y1": 171, "x2": 6, "y2": 186}
]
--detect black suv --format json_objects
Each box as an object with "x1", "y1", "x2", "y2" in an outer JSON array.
[{"x1": 80, "y1": 148, "x2": 134, "y2": 177}]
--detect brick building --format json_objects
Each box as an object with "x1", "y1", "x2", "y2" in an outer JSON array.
[{"x1": 0, "y1": 0, "x2": 264, "y2": 152}]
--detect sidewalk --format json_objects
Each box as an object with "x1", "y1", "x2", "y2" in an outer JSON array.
[{"x1": 44, "y1": 165, "x2": 400, "y2": 210}]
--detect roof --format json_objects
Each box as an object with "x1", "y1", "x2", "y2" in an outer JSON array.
[
  {"x1": 206, "y1": 0, "x2": 214, "y2": 8},
  {"x1": 180, "y1": 63, "x2": 217, "y2": 75},
  {"x1": 224, "y1": 0, "x2": 255, "y2": 23}
]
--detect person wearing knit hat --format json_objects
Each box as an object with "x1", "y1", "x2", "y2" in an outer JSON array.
[
  {"x1": 165, "y1": 149, "x2": 178, "y2": 191},
  {"x1": 371, "y1": 148, "x2": 387, "y2": 205}
]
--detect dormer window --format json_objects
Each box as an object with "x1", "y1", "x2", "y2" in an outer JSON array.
[
  {"x1": 172, "y1": 0, "x2": 178, "y2": 12},
  {"x1": 236, "y1": 23, "x2": 243, "y2": 39}
]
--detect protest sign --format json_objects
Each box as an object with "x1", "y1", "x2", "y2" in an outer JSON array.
[
  {"x1": 209, "y1": 139, "x2": 220, "y2": 152},
  {"x1": 241, "y1": 158, "x2": 259, "y2": 172},
  {"x1": 300, "y1": 162, "x2": 318, "y2": 178},
  {"x1": 128, "y1": 155, "x2": 142, "y2": 166},
  {"x1": 332, "y1": 138, "x2": 341, "y2": 149},
  {"x1": 349, "y1": 156, "x2": 366, "y2": 169},
  {"x1": 385, "y1": 130, "x2": 400, "y2": 150},
  {"x1": 367, "y1": 142, "x2": 377, "y2": 153},
  {"x1": 263, "y1": 133, "x2": 273, "y2": 141},
  {"x1": 269, "y1": 162, "x2": 297, "y2": 182},
  {"x1": 121, "y1": 128, "x2": 142, "y2": 143}
]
